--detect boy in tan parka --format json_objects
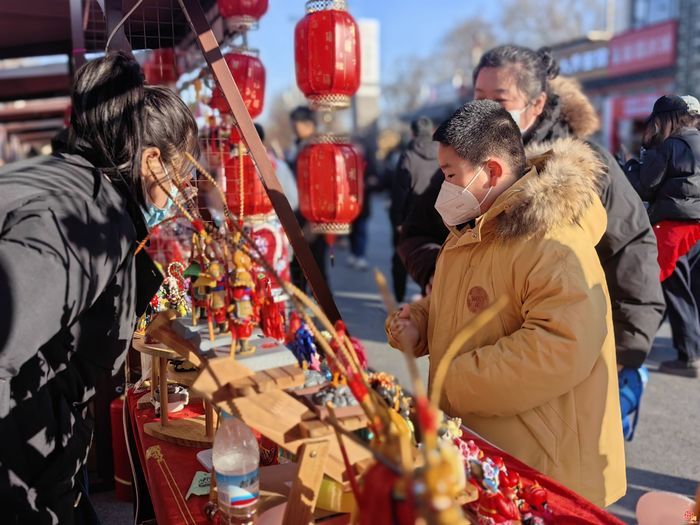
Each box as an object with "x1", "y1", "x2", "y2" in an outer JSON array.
[{"x1": 387, "y1": 100, "x2": 626, "y2": 507}]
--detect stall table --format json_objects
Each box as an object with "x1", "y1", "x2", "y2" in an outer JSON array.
[{"x1": 126, "y1": 388, "x2": 625, "y2": 525}]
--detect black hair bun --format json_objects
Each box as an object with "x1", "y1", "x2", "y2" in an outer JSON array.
[
  {"x1": 105, "y1": 51, "x2": 145, "y2": 91},
  {"x1": 537, "y1": 47, "x2": 560, "y2": 80}
]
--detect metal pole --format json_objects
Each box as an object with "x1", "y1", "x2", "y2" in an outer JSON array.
[
  {"x1": 178, "y1": 0, "x2": 343, "y2": 324},
  {"x1": 97, "y1": 0, "x2": 133, "y2": 53},
  {"x1": 69, "y1": 0, "x2": 86, "y2": 73}
]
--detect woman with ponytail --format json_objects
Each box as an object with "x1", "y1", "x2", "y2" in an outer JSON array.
[{"x1": 0, "y1": 52, "x2": 198, "y2": 523}]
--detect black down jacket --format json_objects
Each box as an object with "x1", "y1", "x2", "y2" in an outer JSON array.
[
  {"x1": 0, "y1": 152, "x2": 162, "y2": 523},
  {"x1": 625, "y1": 126, "x2": 700, "y2": 224}
]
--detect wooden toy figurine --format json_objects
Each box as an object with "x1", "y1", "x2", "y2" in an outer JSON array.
[
  {"x1": 228, "y1": 250, "x2": 256, "y2": 355},
  {"x1": 206, "y1": 261, "x2": 230, "y2": 337}
]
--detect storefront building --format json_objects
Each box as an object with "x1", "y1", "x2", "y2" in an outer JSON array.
[{"x1": 553, "y1": 19, "x2": 678, "y2": 156}]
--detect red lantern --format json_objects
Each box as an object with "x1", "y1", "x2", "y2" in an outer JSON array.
[
  {"x1": 296, "y1": 137, "x2": 364, "y2": 234},
  {"x1": 217, "y1": 0, "x2": 268, "y2": 27},
  {"x1": 295, "y1": 1, "x2": 361, "y2": 110},
  {"x1": 210, "y1": 50, "x2": 265, "y2": 118},
  {"x1": 143, "y1": 48, "x2": 179, "y2": 86},
  {"x1": 225, "y1": 147, "x2": 273, "y2": 217}
]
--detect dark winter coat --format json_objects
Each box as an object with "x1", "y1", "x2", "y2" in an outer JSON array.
[
  {"x1": 398, "y1": 77, "x2": 665, "y2": 368},
  {"x1": 389, "y1": 135, "x2": 439, "y2": 228},
  {"x1": 625, "y1": 127, "x2": 700, "y2": 224},
  {"x1": 0, "y1": 153, "x2": 161, "y2": 523}
]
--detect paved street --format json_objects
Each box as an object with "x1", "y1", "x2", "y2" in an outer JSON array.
[{"x1": 328, "y1": 195, "x2": 700, "y2": 524}]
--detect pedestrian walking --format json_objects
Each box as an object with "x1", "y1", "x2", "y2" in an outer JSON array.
[
  {"x1": 626, "y1": 95, "x2": 700, "y2": 378},
  {"x1": 389, "y1": 116, "x2": 439, "y2": 302}
]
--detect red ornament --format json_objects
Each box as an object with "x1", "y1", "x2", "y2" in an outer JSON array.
[
  {"x1": 217, "y1": 0, "x2": 268, "y2": 27},
  {"x1": 224, "y1": 148, "x2": 273, "y2": 217},
  {"x1": 357, "y1": 463, "x2": 416, "y2": 525},
  {"x1": 250, "y1": 218, "x2": 291, "y2": 283},
  {"x1": 210, "y1": 50, "x2": 265, "y2": 118},
  {"x1": 143, "y1": 48, "x2": 179, "y2": 86},
  {"x1": 294, "y1": 1, "x2": 361, "y2": 109},
  {"x1": 522, "y1": 482, "x2": 548, "y2": 511},
  {"x1": 477, "y1": 491, "x2": 521, "y2": 523},
  {"x1": 259, "y1": 276, "x2": 286, "y2": 341},
  {"x1": 296, "y1": 137, "x2": 364, "y2": 234}
]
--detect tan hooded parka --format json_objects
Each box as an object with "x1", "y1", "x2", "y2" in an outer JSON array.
[{"x1": 387, "y1": 138, "x2": 626, "y2": 507}]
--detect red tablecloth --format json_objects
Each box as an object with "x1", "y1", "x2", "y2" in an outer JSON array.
[
  {"x1": 127, "y1": 389, "x2": 624, "y2": 525},
  {"x1": 128, "y1": 388, "x2": 209, "y2": 524},
  {"x1": 461, "y1": 429, "x2": 625, "y2": 524}
]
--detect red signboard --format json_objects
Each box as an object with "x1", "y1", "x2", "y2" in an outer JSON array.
[
  {"x1": 613, "y1": 92, "x2": 664, "y2": 119},
  {"x1": 608, "y1": 20, "x2": 677, "y2": 76}
]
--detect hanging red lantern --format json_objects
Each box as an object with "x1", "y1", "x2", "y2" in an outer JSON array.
[
  {"x1": 209, "y1": 50, "x2": 265, "y2": 118},
  {"x1": 217, "y1": 0, "x2": 269, "y2": 28},
  {"x1": 143, "y1": 48, "x2": 179, "y2": 86},
  {"x1": 225, "y1": 145, "x2": 273, "y2": 218},
  {"x1": 296, "y1": 136, "x2": 364, "y2": 234},
  {"x1": 294, "y1": 1, "x2": 361, "y2": 110}
]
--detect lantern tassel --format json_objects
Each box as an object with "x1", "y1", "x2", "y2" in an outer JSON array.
[{"x1": 325, "y1": 234, "x2": 336, "y2": 267}]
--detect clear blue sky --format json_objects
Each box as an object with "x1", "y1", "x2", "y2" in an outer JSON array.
[{"x1": 251, "y1": 1, "x2": 501, "y2": 120}]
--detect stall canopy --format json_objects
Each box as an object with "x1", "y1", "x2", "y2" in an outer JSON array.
[{"x1": 0, "y1": 0, "x2": 217, "y2": 153}]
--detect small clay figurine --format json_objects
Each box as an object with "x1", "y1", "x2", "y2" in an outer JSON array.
[
  {"x1": 288, "y1": 321, "x2": 320, "y2": 370},
  {"x1": 476, "y1": 490, "x2": 521, "y2": 524},
  {"x1": 480, "y1": 458, "x2": 501, "y2": 493},
  {"x1": 520, "y1": 482, "x2": 547, "y2": 513},
  {"x1": 285, "y1": 311, "x2": 303, "y2": 345},
  {"x1": 258, "y1": 275, "x2": 285, "y2": 341},
  {"x1": 206, "y1": 261, "x2": 229, "y2": 335},
  {"x1": 228, "y1": 250, "x2": 256, "y2": 355},
  {"x1": 185, "y1": 261, "x2": 209, "y2": 326},
  {"x1": 493, "y1": 458, "x2": 521, "y2": 503},
  {"x1": 161, "y1": 262, "x2": 189, "y2": 317}
]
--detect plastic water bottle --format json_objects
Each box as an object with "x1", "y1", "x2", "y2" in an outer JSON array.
[{"x1": 213, "y1": 412, "x2": 260, "y2": 525}]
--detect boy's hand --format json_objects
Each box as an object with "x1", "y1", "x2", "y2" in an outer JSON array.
[{"x1": 389, "y1": 304, "x2": 420, "y2": 350}]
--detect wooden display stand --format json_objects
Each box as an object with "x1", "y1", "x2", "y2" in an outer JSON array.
[
  {"x1": 133, "y1": 334, "x2": 217, "y2": 448},
  {"x1": 146, "y1": 312, "x2": 373, "y2": 525}
]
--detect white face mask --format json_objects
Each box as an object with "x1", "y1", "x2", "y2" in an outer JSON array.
[
  {"x1": 508, "y1": 108, "x2": 524, "y2": 131},
  {"x1": 507, "y1": 103, "x2": 532, "y2": 133},
  {"x1": 434, "y1": 165, "x2": 492, "y2": 226}
]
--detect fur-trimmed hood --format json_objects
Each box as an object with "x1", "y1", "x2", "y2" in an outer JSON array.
[
  {"x1": 523, "y1": 77, "x2": 601, "y2": 145},
  {"x1": 484, "y1": 137, "x2": 606, "y2": 240}
]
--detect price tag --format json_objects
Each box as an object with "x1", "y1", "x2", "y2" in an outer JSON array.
[{"x1": 186, "y1": 471, "x2": 211, "y2": 500}]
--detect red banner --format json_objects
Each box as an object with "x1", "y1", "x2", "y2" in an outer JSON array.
[{"x1": 608, "y1": 20, "x2": 677, "y2": 76}]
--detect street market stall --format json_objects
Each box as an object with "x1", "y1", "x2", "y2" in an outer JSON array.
[{"x1": 10, "y1": 1, "x2": 633, "y2": 523}]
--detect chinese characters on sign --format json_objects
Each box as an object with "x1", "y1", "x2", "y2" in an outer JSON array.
[
  {"x1": 560, "y1": 47, "x2": 609, "y2": 76},
  {"x1": 608, "y1": 20, "x2": 677, "y2": 76}
]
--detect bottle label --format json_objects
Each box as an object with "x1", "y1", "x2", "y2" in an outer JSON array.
[{"x1": 217, "y1": 470, "x2": 259, "y2": 507}]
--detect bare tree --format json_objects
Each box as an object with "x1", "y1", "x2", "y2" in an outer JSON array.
[
  {"x1": 382, "y1": 55, "x2": 435, "y2": 116},
  {"x1": 437, "y1": 18, "x2": 498, "y2": 81},
  {"x1": 382, "y1": 17, "x2": 498, "y2": 118},
  {"x1": 263, "y1": 91, "x2": 297, "y2": 158},
  {"x1": 499, "y1": 0, "x2": 606, "y2": 48}
]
